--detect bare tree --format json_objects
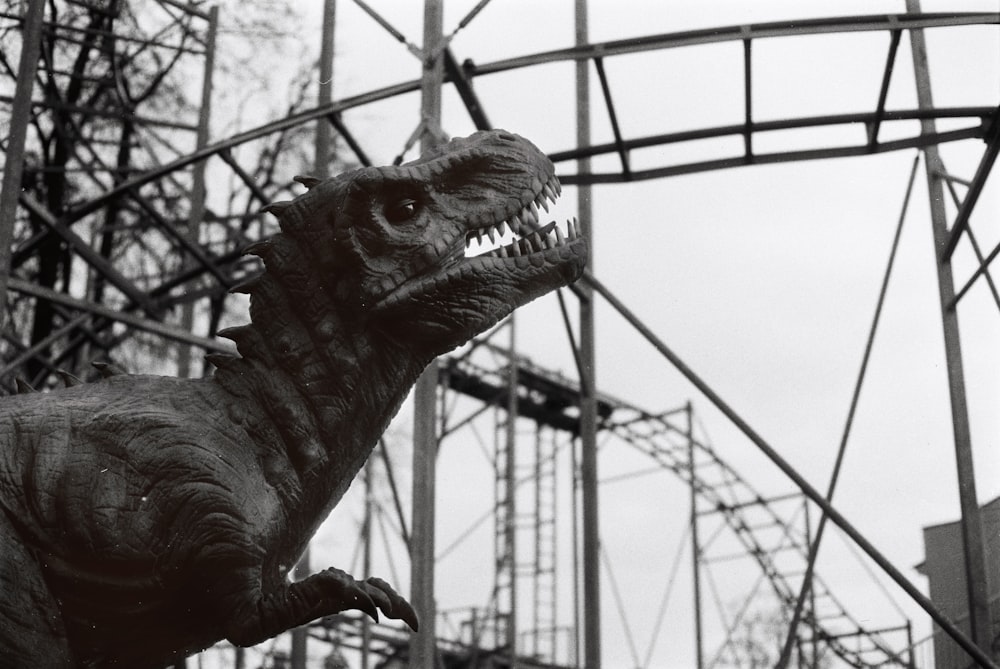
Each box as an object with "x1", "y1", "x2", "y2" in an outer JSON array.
[{"x1": 1, "y1": 0, "x2": 355, "y2": 390}]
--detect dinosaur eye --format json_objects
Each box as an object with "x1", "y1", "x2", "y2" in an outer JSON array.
[{"x1": 385, "y1": 198, "x2": 418, "y2": 223}]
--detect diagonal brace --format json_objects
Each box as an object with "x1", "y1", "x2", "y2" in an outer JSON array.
[
  {"x1": 941, "y1": 110, "x2": 1000, "y2": 261},
  {"x1": 18, "y1": 193, "x2": 159, "y2": 317},
  {"x1": 581, "y1": 268, "x2": 1000, "y2": 669}
]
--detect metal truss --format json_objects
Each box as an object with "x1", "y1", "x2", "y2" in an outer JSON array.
[
  {"x1": 480, "y1": 12, "x2": 1000, "y2": 184},
  {"x1": 435, "y1": 340, "x2": 915, "y2": 667},
  {"x1": 5, "y1": 9, "x2": 995, "y2": 388},
  {"x1": 4, "y1": 10, "x2": 996, "y2": 390},
  {"x1": 2, "y1": 4, "x2": 998, "y2": 668},
  {"x1": 0, "y1": 0, "x2": 249, "y2": 387}
]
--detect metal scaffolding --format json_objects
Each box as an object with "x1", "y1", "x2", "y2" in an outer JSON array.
[{"x1": 1, "y1": 2, "x2": 998, "y2": 668}]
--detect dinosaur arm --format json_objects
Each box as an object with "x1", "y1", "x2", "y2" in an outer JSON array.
[{"x1": 203, "y1": 556, "x2": 418, "y2": 647}]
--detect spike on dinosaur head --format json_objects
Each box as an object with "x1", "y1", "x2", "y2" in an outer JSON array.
[
  {"x1": 258, "y1": 130, "x2": 588, "y2": 356},
  {"x1": 293, "y1": 175, "x2": 323, "y2": 190},
  {"x1": 261, "y1": 201, "x2": 294, "y2": 218}
]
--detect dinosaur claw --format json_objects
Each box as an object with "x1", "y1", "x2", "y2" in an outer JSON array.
[
  {"x1": 400, "y1": 602, "x2": 420, "y2": 633},
  {"x1": 365, "y1": 576, "x2": 420, "y2": 632},
  {"x1": 318, "y1": 568, "x2": 418, "y2": 629},
  {"x1": 354, "y1": 591, "x2": 380, "y2": 624},
  {"x1": 319, "y1": 567, "x2": 383, "y2": 623}
]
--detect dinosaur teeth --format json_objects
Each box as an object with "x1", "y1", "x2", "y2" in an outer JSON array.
[
  {"x1": 536, "y1": 193, "x2": 549, "y2": 213},
  {"x1": 542, "y1": 183, "x2": 557, "y2": 204},
  {"x1": 520, "y1": 204, "x2": 538, "y2": 227},
  {"x1": 469, "y1": 219, "x2": 579, "y2": 260},
  {"x1": 463, "y1": 173, "x2": 574, "y2": 260}
]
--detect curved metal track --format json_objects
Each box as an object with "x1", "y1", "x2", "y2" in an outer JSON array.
[
  {"x1": 7, "y1": 11, "x2": 997, "y2": 387},
  {"x1": 52, "y1": 12, "x2": 1000, "y2": 219}
]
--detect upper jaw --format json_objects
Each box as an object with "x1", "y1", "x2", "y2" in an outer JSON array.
[
  {"x1": 462, "y1": 173, "x2": 572, "y2": 261},
  {"x1": 371, "y1": 172, "x2": 585, "y2": 313},
  {"x1": 432, "y1": 170, "x2": 583, "y2": 274}
]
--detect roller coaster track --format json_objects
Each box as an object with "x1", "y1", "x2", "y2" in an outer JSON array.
[
  {"x1": 604, "y1": 406, "x2": 910, "y2": 667},
  {"x1": 4, "y1": 12, "x2": 997, "y2": 386},
  {"x1": 445, "y1": 348, "x2": 912, "y2": 668}
]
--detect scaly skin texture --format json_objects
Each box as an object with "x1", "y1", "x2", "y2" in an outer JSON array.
[{"x1": 0, "y1": 130, "x2": 587, "y2": 668}]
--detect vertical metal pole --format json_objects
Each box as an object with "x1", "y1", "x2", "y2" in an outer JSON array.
[
  {"x1": 410, "y1": 3, "x2": 444, "y2": 668},
  {"x1": 361, "y1": 463, "x2": 373, "y2": 669},
  {"x1": 906, "y1": 621, "x2": 916, "y2": 669},
  {"x1": 574, "y1": 1, "x2": 600, "y2": 668},
  {"x1": 410, "y1": 369, "x2": 438, "y2": 669},
  {"x1": 687, "y1": 402, "x2": 704, "y2": 669},
  {"x1": 505, "y1": 321, "x2": 519, "y2": 667},
  {"x1": 570, "y1": 429, "x2": 581, "y2": 667},
  {"x1": 0, "y1": 1, "x2": 46, "y2": 329},
  {"x1": 315, "y1": 0, "x2": 336, "y2": 180},
  {"x1": 176, "y1": 5, "x2": 218, "y2": 379},
  {"x1": 804, "y1": 498, "x2": 817, "y2": 669},
  {"x1": 906, "y1": 0, "x2": 994, "y2": 657},
  {"x1": 290, "y1": 5, "x2": 335, "y2": 666}
]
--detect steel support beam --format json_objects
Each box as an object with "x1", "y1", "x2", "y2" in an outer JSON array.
[
  {"x1": 0, "y1": 0, "x2": 45, "y2": 327},
  {"x1": 592, "y1": 58, "x2": 629, "y2": 179},
  {"x1": 778, "y1": 154, "x2": 921, "y2": 669},
  {"x1": 688, "y1": 402, "x2": 704, "y2": 669},
  {"x1": 54, "y1": 14, "x2": 997, "y2": 221},
  {"x1": 868, "y1": 29, "x2": 902, "y2": 147},
  {"x1": 575, "y1": 2, "x2": 600, "y2": 668},
  {"x1": 942, "y1": 112, "x2": 1000, "y2": 261},
  {"x1": 329, "y1": 113, "x2": 373, "y2": 167},
  {"x1": 553, "y1": 111, "x2": 990, "y2": 184},
  {"x1": 581, "y1": 266, "x2": 998, "y2": 669},
  {"x1": 443, "y1": 48, "x2": 491, "y2": 131},
  {"x1": 291, "y1": 3, "x2": 336, "y2": 666},
  {"x1": 504, "y1": 323, "x2": 519, "y2": 666},
  {"x1": 6, "y1": 278, "x2": 231, "y2": 354},
  {"x1": 742, "y1": 32, "x2": 753, "y2": 162},
  {"x1": 410, "y1": 3, "x2": 444, "y2": 667},
  {"x1": 177, "y1": 3, "x2": 218, "y2": 379},
  {"x1": 18, "y1": 194, "x2": 159, "y2": 316},
  {"x1": 468, "y1": 13, "x2": 999, "y2": 77},
  {"x1": 907, "y1": 0, "x2": 994, "y2": 659}
]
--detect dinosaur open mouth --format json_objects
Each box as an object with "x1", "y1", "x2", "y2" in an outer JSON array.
[
  {"x1": 463, "y1": 174, "x2": 579, "y2": 260},
  {"x1": 372, "y1": 172, "x2": 586, "y2": 314}
]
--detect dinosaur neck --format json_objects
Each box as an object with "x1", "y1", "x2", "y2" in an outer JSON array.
[{"x1": 210, "y1": 233, "x2": 430, "y2": 523}]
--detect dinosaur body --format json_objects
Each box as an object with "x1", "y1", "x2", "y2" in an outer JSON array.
[{"x1": 0, "y1": 130, "x2": 587, "y2": 668}]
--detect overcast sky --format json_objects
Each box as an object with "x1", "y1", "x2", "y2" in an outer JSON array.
[{"x1": 204, "y1": 1, "x2": 999, "y2": 667}]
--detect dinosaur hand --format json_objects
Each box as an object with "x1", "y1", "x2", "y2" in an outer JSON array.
[{"x1": 317, "y1": 568, "x2": 419, "y2": 632}]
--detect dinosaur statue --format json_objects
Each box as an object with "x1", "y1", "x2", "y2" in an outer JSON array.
[{"x1": 0, "y1": 129, "x2": 587, "y2": 668}]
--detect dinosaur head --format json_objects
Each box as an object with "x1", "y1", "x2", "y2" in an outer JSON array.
[{"x1": 273, "y1": 130, "x2": 588, "y2": 353}]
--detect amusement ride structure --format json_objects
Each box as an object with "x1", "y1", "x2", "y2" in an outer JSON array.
[{"x1": 1, "y1": 1, "x2": 998, "y2": 667}]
